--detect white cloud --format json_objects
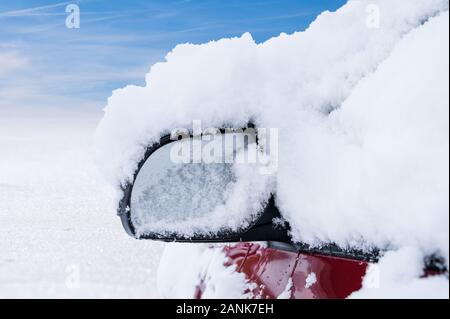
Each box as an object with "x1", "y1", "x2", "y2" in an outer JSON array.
[
  {"x1": 0, "y1": 2, "x2": 72, "y2": 18},
  {"x1": 0, "y1": 50, "x2": 28, "y2": 76}
]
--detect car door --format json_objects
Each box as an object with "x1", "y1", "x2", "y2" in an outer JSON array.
[{"x1": 217, "y1": 242, "x2": 368, "y2": 299}]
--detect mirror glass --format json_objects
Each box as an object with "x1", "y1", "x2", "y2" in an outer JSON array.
[{"x1": 130, "y1": 131, "x2": 272, "y2": 238}]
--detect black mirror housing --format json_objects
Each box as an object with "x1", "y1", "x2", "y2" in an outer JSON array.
[{"x1": 117, "y1": 132, "x2": 292, "y2": 243}]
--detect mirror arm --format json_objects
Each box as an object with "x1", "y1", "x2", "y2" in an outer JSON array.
[{"x1": 239, "y1": 196, "x2": 292, "y2": 243}]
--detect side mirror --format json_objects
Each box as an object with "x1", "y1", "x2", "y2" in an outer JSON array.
[{"x1": 118, "y1": 128, "x2": 291, "y2": 243}]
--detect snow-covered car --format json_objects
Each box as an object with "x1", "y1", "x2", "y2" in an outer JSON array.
[
  {"x1": 95, "y1": 0, "x2": 449, "y2": 298},
  {"x1": 116, "y1": 129, "x2": 446, "y2": 299}
]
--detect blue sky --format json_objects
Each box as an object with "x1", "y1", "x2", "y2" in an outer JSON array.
[{"x1": 0, "y1": 0, "x2": 346, "y2": 110}]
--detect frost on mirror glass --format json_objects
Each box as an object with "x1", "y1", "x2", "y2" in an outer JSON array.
[{"x1": 130, "y1": 132, "x2": 274, "y2": 237}]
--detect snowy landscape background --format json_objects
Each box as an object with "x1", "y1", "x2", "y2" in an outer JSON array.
[{"x1": 0, "y1": 106, "x2": 164, "y2": 297}]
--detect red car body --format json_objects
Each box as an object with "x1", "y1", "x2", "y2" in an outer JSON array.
[{"x1": 196, "y1": 242, "x2": 369, "y2": 299}]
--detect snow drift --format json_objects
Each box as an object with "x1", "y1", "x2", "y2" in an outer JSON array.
[{"x1": 95, "y1": 0, "x2": 449, "y2": 298}]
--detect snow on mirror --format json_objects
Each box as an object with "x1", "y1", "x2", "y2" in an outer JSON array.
[{"x1": 130, "y1": 131, "x2": 273, "y2": 238}]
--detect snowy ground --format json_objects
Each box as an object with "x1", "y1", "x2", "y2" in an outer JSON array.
[{"x1": 0, "y1": 106, "x2": 164, "y2": 298}]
